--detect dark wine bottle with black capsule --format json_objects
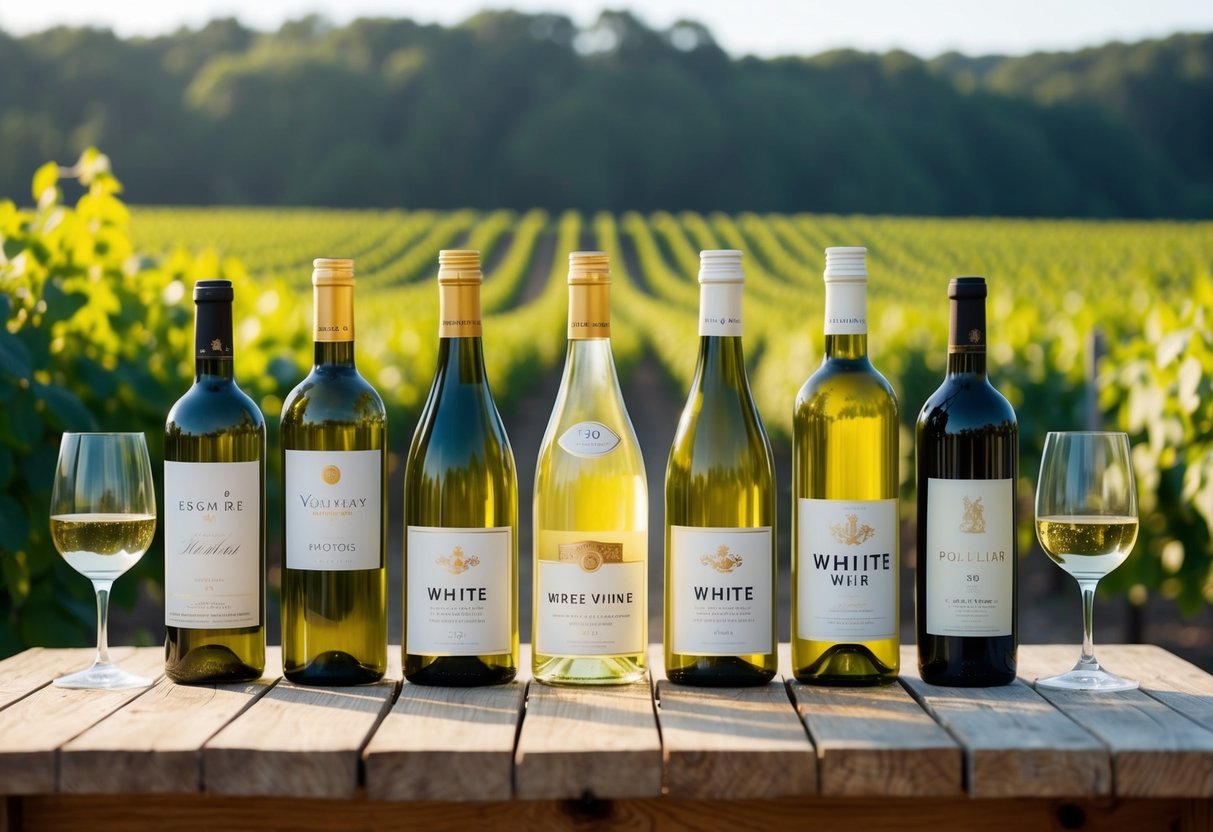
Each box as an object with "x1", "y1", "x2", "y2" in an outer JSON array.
[
  {"x1": 164, "y1": 279, "x2": 266, "y2": 684},
  {"x1": 280, "y1": 258, "x2": 387, "y2": 686},
  {"x1": 916, "y1": 276, "x2": 1018, "y2": 687}
]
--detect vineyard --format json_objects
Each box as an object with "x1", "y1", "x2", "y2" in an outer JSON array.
[{"x1": 2, "y1": 152, "x2": 1212, "y2": 657}]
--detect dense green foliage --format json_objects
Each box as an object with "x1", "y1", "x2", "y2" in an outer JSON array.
[
  {"x1": 1, "y1": 14, "x2": 1210, "y2": 216},
  {"x1": 3, "y1": 152, "x2": 1212, "y2": 656}
]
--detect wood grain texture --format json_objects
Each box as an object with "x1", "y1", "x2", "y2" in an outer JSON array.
[
  {"x1": 788, "y1": 678, "x2": 963, "y2": 797},
  {"x1": 0, "y1": 648, "x2": 132, "y2": 713},
  {"x1": 898, "y1": 646, "x2": 1110, "y2": 798},
  {"x1": 363, "y1": 680, "x2": 526, "y2": 801},
  {"x1": 1018, "y1": 644, "x2": 1213, "y2": 797},
  {"x1": 514, "y1": 678, "x2": 662, "y2": 801},
  {"x1": 656, "y1": 680, "x2": 816, "y2": 799},
  {"x1": 13, "y1": 793, "x2": 1197, "y2": 832},
  {"x1": 58, "y1": 651, "x2": 282, "y2": 795},
  {"x1": 203, "y1": 676, "x2": 398, "y2": 799},
  {"x1": 0, "y1": 648, "x2": 163, "y2": 796}
]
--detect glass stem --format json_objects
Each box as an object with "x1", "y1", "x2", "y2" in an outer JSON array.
[
  {"x1": 93, "y1": 580, "x2": 113, "y2": 667},
  {"x1": 1078, "y1": 579, "x2": 1098, "y2": 668}
]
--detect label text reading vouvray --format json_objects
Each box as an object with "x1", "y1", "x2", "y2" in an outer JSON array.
[
  {"x1": 547, "y1": 592, "x2": 634, "y2": 604},
  {"x1": 812, "y1": 552, "x2": 891, "y2": 586},
  {"x1": 298, "y1": 494, "x2": 368, "y2": 509}
]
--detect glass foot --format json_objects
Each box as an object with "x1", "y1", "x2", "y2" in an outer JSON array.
[
  {"x1": 1036, "y1": 661, "x2": 1138, "y2": 692},
  {"x1": 54, "y1": 661, "x2": 152, "y2": 690}
]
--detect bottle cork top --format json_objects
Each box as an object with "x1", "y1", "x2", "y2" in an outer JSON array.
[
  {"x1": 568, "y1": 251, "x2": 611, "y2": 284},
  {"x1": 698, "y1": 249, "x2": 744, "y2": 284},
  {"x1": 438, "y1": 249, "x2": 483, "y2": 284},
  {"x1": 823, "y1": 246, "x2": 868, "y2": 282},
  {"x1": 312, "y1": 258, "x2": 354, "y2": 286}
]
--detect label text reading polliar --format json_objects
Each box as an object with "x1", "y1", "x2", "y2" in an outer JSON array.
[{"x1": 938, "y1": 550, "x2": 1007, "y2": 562}]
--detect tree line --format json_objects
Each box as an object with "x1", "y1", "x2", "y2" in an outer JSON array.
[{"x1": 1, "y1": 11, "x2": 1209, "y2": 217}]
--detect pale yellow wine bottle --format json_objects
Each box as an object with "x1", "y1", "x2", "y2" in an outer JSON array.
[
  {"x1": 665, "y1": 250, "x2": 776, "y2": 686},
  {"x1": 403, "y1": 250, "x2": 519, "y2": 685},
  {"x1": 792, "y1": 246, "x2": 899, "y2": 685},
  {"x1": 280, "y1": 258, "x2": 388, "y2": 685},
  {"x1": 533, "y1": 252, "x2": 647, "y2": 685}
]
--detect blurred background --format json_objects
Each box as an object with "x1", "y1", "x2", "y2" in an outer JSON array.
[{"x1": 1, "y1": 1, "x2": 1211, "y2": 669}]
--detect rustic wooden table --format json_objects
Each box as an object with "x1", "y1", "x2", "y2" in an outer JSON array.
[{"x1": 0, "y1": 644, "x2": 1210, "y2": 831}]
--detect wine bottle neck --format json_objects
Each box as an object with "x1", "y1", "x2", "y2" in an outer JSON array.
[
  {"x1": 822, "y1": 279, "x2": 868, "y2": 360},
  {"x1": 312, "y1": 281, "x2": 356, "y2": 367},
  {"x1": 193, "y1": 298, "x2": 235, "y2": 381},
  {"x1": 568, "y1": 283, "x2": 611, "y2": 340},
  {"x1": 435, "y1": 335, "x2": 487, "y2": 383},
  {"x1": 315, "y1": 340, "x2": 356, "y2": 367},
  {"x1": 695, "y1": 335, "x2": 748, "y2": 387},
  {"x1": 947, "y1": 295, "x2": 988, "y2": 377},
  {"x1": 564, "y1": 337, "x2": 620, "y2": 385}
]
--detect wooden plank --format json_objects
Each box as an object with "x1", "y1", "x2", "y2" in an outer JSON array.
[
  {"x1": 898, "y1": 646, "x2": 1110, "y2": 797},
  {"x1": 363, "y1": 680, "x2": 526, "y2": 801},
  {"x1": 656, "y1": 680, "x2": 816, "y2": 799},
  {"x1": 13, "y1": 793, "x2": 1193, "y2": 832},
  {"x1": 788, "y1": 679, "x2": 963, "y2": 797},
  {"x1": 202, "y1": 672, "x2": 398, "y2": 799},
  {"x1": 515, "y1": 668, "x2": 662, "y2": 801},
  {"x1": 0, "y1": 648, "x2": 164, "y2": 795},
  {"x1": 0, "y1": 647, "x2": 137, "y2": 713},
  {"x1": 1018, "y1": 644, "x2": 1213, "y2": 797},
  {"x1": 57, "y1": 649, "x2": 283, "y2": 794}
]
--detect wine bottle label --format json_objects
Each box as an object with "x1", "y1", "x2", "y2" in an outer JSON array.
[
  {"x1": 285, "y1": 449, "x2": 382, "y2": 571},
  {"x1": 823, "y1": 282, "x2": 868, "y2": 335},
  {"x1": 699, "y1": 283, "x2": 743, "y2": 337},
  {"x1": 557, "y1": 421, "x2": 621, "y2": 457},
  {"x1": 568, "y1": 283, "x2": 610, "y2": 339},
  {"x1": 797, "y1": 498, "x2": 897, "y2": 641},
  {"x1": 670, "y1": 525, "x2": 772, "y2": 656},
  {"x1": 164, "y1": 461, "x2": 260, "y2": 629},
  {"x1": 313, "y1": 284, "x2": 355, "y2": 342},
  {"x1": 439, "y1": 284, "x2": 483, "y2": 338},
  {"x1": 535, "y1": 530, "x2": 646, "y2": 657},
  {"x1": 925, "y1": 478, "x2": 1014, "y2": 637},
  {"x1": 405, "y1": 526, "x2": 510, "y2": 656}
]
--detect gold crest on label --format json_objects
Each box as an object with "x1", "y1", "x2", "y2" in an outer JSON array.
[
  {"x1": 211, "y1": 338, "x2": 223, "y2": 351},
  {"x1": 321, "y1": 465, "x2": 341, "y2": 485},
  {"x1": 968, "y1": 329, "x2": 982, "y2": 344},
  {"x1": 436, "y1": 545, "x2": 480, "y2": 575},
  {"x1": 830, "y1": 514, "x2": 876, "y2": 546},
  {"x1": 701, "y1": 544, "x2": 743, "y2": 573},
  {"x1": 960, "y1": 496, "x2": 986, "y2": 533},
  {"x1": 558, "y1": 540, "x2": 623, "y2": 572}
]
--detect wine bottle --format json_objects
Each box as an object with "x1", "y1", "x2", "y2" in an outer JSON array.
[
  {"x1": 403, "y1": 250, "x2": 519, "y2": 686},
  {"x1": 533, "y1": 252, "x2": 647, "y2": 685},
  {"x1": 792, "y1": 246, "x2": 900, "y2": 685},
  {"x1": 664, "y1": 250, "x2": 776, "y2": 686},
  {"x1": 280, "y1": 258, "x2": 387, "y2": 685},
  {"x1": 917, "y1": 276, "x2": 1018, "y2": 686},
  {"x1": 164, "y1": 279, "x2": 266, "y2": 684}
]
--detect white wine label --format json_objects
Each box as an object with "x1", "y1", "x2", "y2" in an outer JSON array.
[
  {"x1": 535, "y1": 531, "x2": 646, "y2": 657},
  {"x1": 926, "y1": 478, "x2": 1014, "y2": 637},
  {"x1": 557, "y1": 421, "x2": 621, "y2": 457},
  {"x1": 285, "y1": 449, "x2": 382, "y2": 571},
  {"x1": 406, "y1": 526, "x2": 511, "y2": 656},
  {"x1": 699, "y1": 283, "x2": 743, "y2": 337},
  {"x1": 670, "y1": 525, "x2": 772, "y2": 656},
  {"x1": 165, "y1": 460, "x2": 260, "y2": 629},
  {"x1": 797, "y1": 498, "x2": 897, "y2": 641},
  {"x1": 823, "y1": 281, "x2": 868, "y2": 335}
]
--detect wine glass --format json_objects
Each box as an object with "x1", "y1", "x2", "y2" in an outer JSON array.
[
  {"x1": 1034, "y1": 431, "x2": 1139, "y2": 691},
  {"x1": 49, "y1": 432, "x2": 157, "y2": 689}
]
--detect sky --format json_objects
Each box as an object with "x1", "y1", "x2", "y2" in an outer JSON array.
[{"x1": 2, "y1": 0, "x2": 1212, "y2": 58}]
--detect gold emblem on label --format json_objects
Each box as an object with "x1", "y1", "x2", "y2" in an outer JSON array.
[
  {"x1": 960, "y1": 496, "x2": 986, "y2": 533},
  {"x1": 968, "y1": 328, "x2": 982, "y2": 344},
  {"x1": 558, "y1": 541, "x2": 623, "y2": 572},
  {"x1": 830, "y1": 514, "x2": 876, "y2": 546},
  {"x1": 202, "y1": 513, "x2": 216, "y2": 524},
  {"x1": 436, "y1": 545, "x2": 479, "y2": 575},
  {"x1": 701, "y1": 544, "x2": 743, "y2": 573},
  {"x1": 321, "y1": 465, "x2": 341, "y2": 485},
  {"x1": 211, "y1": 338, "x2": 223, "y2": 351}
]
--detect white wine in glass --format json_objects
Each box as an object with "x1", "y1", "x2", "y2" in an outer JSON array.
[
  {"x1": 50, "y1": 432, "x2": 157, "y2": 690},
  {"x1": 1034, "y1": 431, "x2": 1139, "y2": 692}
]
